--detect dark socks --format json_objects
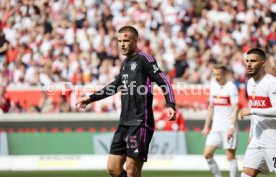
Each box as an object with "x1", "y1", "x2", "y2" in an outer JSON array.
[{"x1": 119, "y1": 170, "x2": 127, "y2": 177}]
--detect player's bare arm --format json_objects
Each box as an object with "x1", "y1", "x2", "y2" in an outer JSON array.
[
  {"x1": 201, "y1": 103, "x2": 214, "y2": 137},
  {"x1": 227, "y1": 103, "x2": 239, "y2": 140}
]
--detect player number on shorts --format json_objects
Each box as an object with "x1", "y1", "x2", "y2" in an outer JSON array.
[
  {"x1": 273, "y1": 157, "x2": 276, "y2": 168},
  {"x1": 126, "y1": 136, "x2": 137, "y2": 149}
]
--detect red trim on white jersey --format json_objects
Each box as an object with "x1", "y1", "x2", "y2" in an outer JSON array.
[
  {"x1": 248, "y1": 96, "x2": 272, "y2": 108},
  {"x1": 213, "y1": 96, "x2": 231, "y2": 106}
]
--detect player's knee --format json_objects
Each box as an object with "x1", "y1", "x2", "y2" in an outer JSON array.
[
  {"x1": 227, "y1": 157, "x2": 235, "y2": 161},
  {"x1": 242, "y1": 167, "x2": 258, "y2": 177},
  {"x1": 126, "y1": 170, "x2": 137, "y2": 177},
  {"x1": 226, "y1": 154, "x2": 235, "y2": 161},
  {"x1": 226, "y1": 149, "x2": 236, "y2": 160},
  {"x1": 107, "y1": 165, "x2": 120, "y2": 177},
  {"x1": 126, "y1": 163, "x2": 139, "y2": 177},
  {"x1": 241, "y1": 172, "x2": 252, "y2": 177},
  {"x1": 203, "y1": 152, "x2": 213, "y2": 159},
  {"x1": 106, "y1": 168, "x2": 116, "y2": 177}
]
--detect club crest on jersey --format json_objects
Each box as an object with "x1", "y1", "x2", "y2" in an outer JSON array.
[
  {"x1": 252, "y1": 86, "x2": 256, "y2": 99},
  {"x1": 131, "y1": 62, "x2": 137, "y2": 70},
  {"x1": 152, "y1": 64, "x2": 159, "y2": 73},
  {"x1": 251, "y1": 90, "x2": 256, "y2": 99}
]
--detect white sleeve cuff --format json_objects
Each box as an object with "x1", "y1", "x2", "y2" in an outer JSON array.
[{"x1": 250, "y1": 107, "x2": 276, "y2": 117}]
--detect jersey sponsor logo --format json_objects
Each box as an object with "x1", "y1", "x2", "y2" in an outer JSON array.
[
  {"x1": 248, "y1": 96, "x2": 272, "y2": 108},
  {"x1": 213, "y1": 95, "x2": 231, "y2": 106},
  {"x1": 131, "y1": 62, "x2": 137, "y2": 70},
  {"x1": 152, "y1": 64, "x2": 159, "y2": 73}
]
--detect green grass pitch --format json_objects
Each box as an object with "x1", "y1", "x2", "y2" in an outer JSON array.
[{"x1": 0, "y1": 171, "x2": 275, "y2": 177}]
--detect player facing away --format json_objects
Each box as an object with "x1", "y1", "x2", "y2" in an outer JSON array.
[
  {"x1": 240, "y1": 48, "x2": 276, "y2": 177},
  {"x1": 76, "y1": 26, "x2": 176, "y2": 177},
  {"x1": 202, "y1": 64, "x2": 239, "y2": 177}
]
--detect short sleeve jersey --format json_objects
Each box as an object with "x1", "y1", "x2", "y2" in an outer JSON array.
[{"x1": 209, "y1": 80, "x2": 239, "y2": 132}]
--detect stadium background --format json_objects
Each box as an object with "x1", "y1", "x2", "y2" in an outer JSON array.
[{"x1": 0, "y1": 0, "x2": 276, "y2": 176}]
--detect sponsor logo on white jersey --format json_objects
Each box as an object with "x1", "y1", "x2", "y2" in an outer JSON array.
[
  {"x1": 248, "y1": 96, "x2": 272, "y2": 108},
  {"x1": 214, "y1": 97, "x2": 228, "y2": 104},
  {"x1": 249, "y1": 100, "x2": 266, "y2": 107},
  {"x1": 213, "y1": 96, "x2": 231, "y2": 106}
]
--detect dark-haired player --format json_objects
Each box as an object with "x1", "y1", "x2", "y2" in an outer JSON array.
[{"x1": 240, "y1": 48, "x2": 276, "y2": 177}]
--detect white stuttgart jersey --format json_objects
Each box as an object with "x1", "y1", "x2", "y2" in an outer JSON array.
[
  {"x1": 209, "y1": 80, "x2": 239, "y2": 132},
  {"x1": 247, "y1": 74, "x2": 276, "y2": 148}
]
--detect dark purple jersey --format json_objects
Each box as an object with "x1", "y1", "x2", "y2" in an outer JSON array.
[{"x1": 89, "y1": 51, "x2": 175, "y2": 128}]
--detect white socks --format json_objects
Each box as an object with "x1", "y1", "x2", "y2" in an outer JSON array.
[
  {"x1": 207, "y1": 158, "x2": 222, "y2": 177},
  {"x1": 241, "y1": 172, "x2": 252, "y2": 177},
  {"x1": 229, "y1": 159, "x2": 238, "y2": 177}
]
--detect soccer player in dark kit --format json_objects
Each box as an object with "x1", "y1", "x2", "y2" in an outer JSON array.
[{"x1": 76, "y1": 26, "x2": 176, "y2": 177}]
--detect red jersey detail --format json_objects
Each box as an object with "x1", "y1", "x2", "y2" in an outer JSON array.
[
  {"x1": 248, "y1": 96, "x2": 272, "y2": 108},
  {"x1": 213, "y1": 96, "x2": 231, "y2": 106}
]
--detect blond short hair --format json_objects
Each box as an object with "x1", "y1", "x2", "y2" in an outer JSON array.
[{"x1": 213, "y1": 64, "x2": 228, "y2": 72}]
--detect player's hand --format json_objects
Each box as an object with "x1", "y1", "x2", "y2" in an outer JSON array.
[
  {"x1": 247, "y1": 138, "x2": 251, "y2": 144},
  {"x1": 75, "y1": 96, "x2": 91, "y2": 110},
  {"x1": 227, "y1": 128, "x2": 234, "y2": 141},
  {"x1": 166, "y1": 107, "x2": 176, "y2": 121},
  {"x1": 240, "y1": 108, "x2": 251, "y2": 119},
  {"x1": 201, "y1": 127, "x2": 209, "y2": 137}
]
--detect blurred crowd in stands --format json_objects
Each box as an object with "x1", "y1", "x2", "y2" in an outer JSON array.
[{"x1": 0, "y1": 0, "x2": 276, "y2": 113}]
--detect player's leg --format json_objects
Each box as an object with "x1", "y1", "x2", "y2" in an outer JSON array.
[
  {"x1": 242, "y1": 148, "x2": 269, "y2": 177},
  {"x1": 126, "y1": 157, "x2": 144, "y2": 177},
  {"x1": 204, "y1": 145, "x2": 222, "y2": 177},
  {"x1": 241, "y1": 167, "x2": 260, "y2": 177},
  {"x1": 204, "y1": 132, "x2": 222, "y2": 177},
  {"x1": 125, "y1": 126, "x2": 153, "y2": 177},
  {"x1": 224, "y1": 130, "x2": 238, "y2": 177},
  {"x1": 108, "y1": 125, "x2": 128, "y2": 177},
  {"x1": 203, "y1": 145, "x2": 217, "y2": 159},
  {"x1": 107, "y1": 154, "x2": 127, "y2": 177},
  {"x1": 226, "y1": 149, "x2": 238, "y2": 177}
]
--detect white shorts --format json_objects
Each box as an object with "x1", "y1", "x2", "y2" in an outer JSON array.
[
  {"x1": 243, "y1": 147, "x2": 276, "y2": 174},
  {"x1": 205, "y1": 131, "x2": 238, "y2": 149}
]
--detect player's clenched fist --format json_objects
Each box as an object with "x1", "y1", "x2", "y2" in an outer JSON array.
[{"x1": 240, "y1": 108, "x2": 251, "y2": 119}]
